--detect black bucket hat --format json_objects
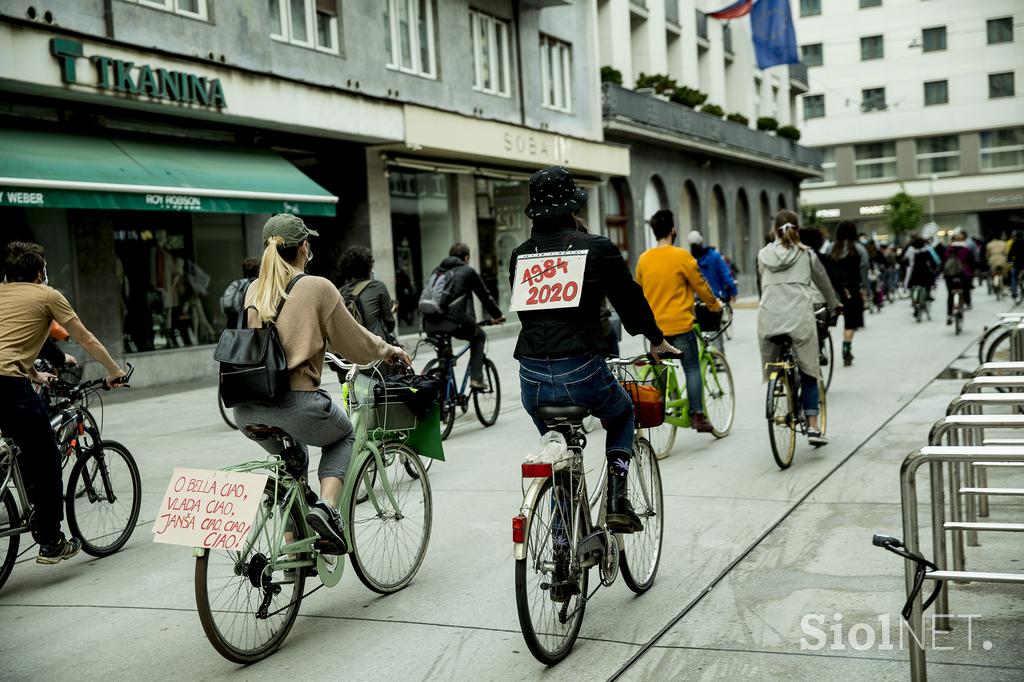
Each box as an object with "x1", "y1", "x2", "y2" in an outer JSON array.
[{"x1": 524, "y1": 166, "x2": 588, "y2": 219}]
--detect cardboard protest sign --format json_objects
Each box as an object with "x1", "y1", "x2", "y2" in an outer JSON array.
[
  {"x1": 510, "y1": 250, "x2": 588, "y2": 312},
  {"x1": 152, "y1": 468, "x2": 268, "y2": 549}
]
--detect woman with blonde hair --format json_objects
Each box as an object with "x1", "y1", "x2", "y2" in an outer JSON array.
[
  {"x1": 233, "y1": 214, "x2": 411, "y2": 553},
  {"x1": 757, "y1": 210, "x2": 840, "y2": 446}
]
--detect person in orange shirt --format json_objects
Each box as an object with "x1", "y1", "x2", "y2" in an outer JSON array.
[{"x1": 636, "y1": 210, "x2": 722, "y2": 434}]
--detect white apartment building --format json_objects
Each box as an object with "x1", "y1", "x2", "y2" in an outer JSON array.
[{"x1": 794, "y1": 0, "x2": 1024, "y2": 239}]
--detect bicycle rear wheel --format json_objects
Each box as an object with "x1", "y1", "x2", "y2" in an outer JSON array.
[
  {"x1": 818, "y1": 378, "x2": 828, "y2": 437},
  {"x1": 0, "y1": 489, "x2": 20, "y2": 592},
  {"x1": 620, "y1": 437, "x2": 663, "y2": 594},
  {"x1": 515, "y1": 476, "x2": 588, "y2": 665},
  {"x1": 195, "y1": 482, "x2": 307, "y2": 664},
  {"x1": 767, "y1": 372, "x2": 796, "y2": 470},
  {"x1": 702, "y1": 349, "x2": 734, "y2": 438},
  {"x1": 66, "y1": 440, "x2": 141, "y2": 557},
  {"x1": 348, "y1": 443, "x2": 432, "y2": 594},
  {"x1": 473, "y1": 358, "x2": 501, "y2": 427}
]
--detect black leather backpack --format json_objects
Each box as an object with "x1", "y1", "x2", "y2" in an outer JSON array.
[{"x1": 214, "y1": 274, "x2": 305, "y2": 408}]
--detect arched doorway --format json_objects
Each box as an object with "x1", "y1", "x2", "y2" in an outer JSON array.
[
  {"x1": 708, "y1": 185, "x2": 728, "y2": 254},
  {"x1": 777, "y1": 192, "x2": 787, "y2": 213},
  {"x1": 605, "y1": 178, "x2": 632, "y2": 261},
  {"x1": 680, "y1": 180, "x2": 701, "y2": 235},
  {"x1": 760, "y1": 191, "x2": 772, "y2": 243},
  {"x1": 735, "y1": 188, "x2": 752, "y2": 276},
  {"x1": 643, "y1": 175, "x2": 669, "y2": 251}
]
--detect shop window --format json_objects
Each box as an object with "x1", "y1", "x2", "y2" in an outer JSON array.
[
  {"x1": 471, "y1": 10, "x2": 512, "y2": 97},
  {"x1": 924, "y1": 80, "x2": 948, "y2": 106},
  {"x1": 803, "y1": 94, "x2": 824, "y2": 120},
  {"x1": 270, "y1": 0, "x2": 340, "y2": 54},
  {"x1": 859, "y1": 0, "x2": 881, "y2": 7},
  {"x1": 980, "y1": 127, "x2": 1024, "y2": 171},
  {"x1": 860, "y1": 35, "x2": 883, "y2": 61},
  {"x1": 801, "y1": 43, "x2": 823, "y2": 67},
  {"x1": 854, "y1": 141, "x2": 897, "y2": 182},
  {"x1": 132, "y1": 0, "x2": 208, "y2": 20},
  {"x1": 802, "y1": 148, "x2": 835, "y2": 185},
  {"x1": 989, "y1": 72, "x2": 1015, "y2": 99},
  {"x1": 384, "y1": 0, "x2": 437, "y2": 79},
  {"x1": 987, "y1": 17, "x2": 1013, "y2": 45},
  {"x1": 800, "y1": 0, "x2": 821, "y2": 17},
  {"x1": 916, "y1": 135, "x2": 960, "y2": 176},
  {"x1": 540, "y1": 35, "x2": 573, "y2": 113},
  {"x1": 861, "y1": 87, "x2": 886, "y2": 112},
  {"x1": 922, "y1": 26, "x2": 946, "y2": 52},
  {"x1": 475, "y1": 178, "x2": 530, "y2": 311}
]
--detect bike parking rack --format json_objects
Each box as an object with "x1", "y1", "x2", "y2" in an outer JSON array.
[{"x1": 900, "y1": 446, "x2": 1024, "y2": 682}]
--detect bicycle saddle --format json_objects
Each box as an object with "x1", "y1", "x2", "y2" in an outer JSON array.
[
  {"x1": 768, "y1": 334, "x2": 793, "y2": 346},
  {"x1": 534, "y1": 405, "x2": 590, "y2": 424},
  {"x1": 242, "y1": 424, "x2": 293, "y2": 442}
]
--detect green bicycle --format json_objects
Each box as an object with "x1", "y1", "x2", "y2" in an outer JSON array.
[
  {"x1": 638, "y1": 319, "x2": 735, "y2": 459},
  {"x1": 194, "y1": 353, "x2": 435, "y2": 663}
]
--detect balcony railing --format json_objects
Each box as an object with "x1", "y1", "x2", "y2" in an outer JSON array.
[
  {"x1": 788, "y1": 62, "x2": 809, "y2": 91},
  {"x1": 665, "y1": 0, "x2": 679, "y2": 25},
  {"x1": 602, "y1": 83, "x2": 823, "y2": 170},
  {"x1": 696, "y1": 9, "x2": 708, "y2": 40}
]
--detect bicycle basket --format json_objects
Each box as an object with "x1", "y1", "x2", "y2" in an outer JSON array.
[
  {"x1": 366, "y1": 399, "x2": 420, "y2": 432},
  {"x1": 694, "y1": 302, "x2": 722, "y2": 332},
  {"x1": 622, "y1": 378, "x2": 665, "y2": 429}
]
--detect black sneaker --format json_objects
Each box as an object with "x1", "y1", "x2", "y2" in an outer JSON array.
[
  {"x1": 305, "y1": 501, "x2": 348, "y2": 555},
  {"x1": 37, "y1": 537, "x2": 81, "y2": 565}
]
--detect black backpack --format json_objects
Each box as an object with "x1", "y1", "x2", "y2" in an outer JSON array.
[
  {"x1": 214, "y1": 275, "x2": 305, "y2": 408},
  {"x1": 343, "y1": 280, "x2": 373, "y2": 327}
]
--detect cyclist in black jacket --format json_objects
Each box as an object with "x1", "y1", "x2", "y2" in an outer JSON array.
[{"x1": 510, "y1": 166, "x2": 677, "y2": 533}]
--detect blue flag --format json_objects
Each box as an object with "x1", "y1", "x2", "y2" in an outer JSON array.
[{"x1": 750, "y1": 0, "x2": 799, "y2": 69}]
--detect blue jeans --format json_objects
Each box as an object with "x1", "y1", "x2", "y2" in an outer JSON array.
[
  {"x1": 519, "y1": 354, "x2": 634, "y2": 458},
  {"x1": 800, "y1": 372, "x2": 820, "y2": 417},
  {"x1": 665, "y1": 331, "x2": 704, "y2": 414}
]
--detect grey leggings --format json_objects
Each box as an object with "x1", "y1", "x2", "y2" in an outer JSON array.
[{"x1": 233, "y1": 389, "x2": 355, "y2": 480}]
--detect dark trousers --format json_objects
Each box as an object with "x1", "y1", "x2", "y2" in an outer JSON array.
[
  {"x1": 945, "y1": 276, "x2": 971, "y2": 316},
  {"x1": 0, "y1": 376, "x2": 64, "y2": 544},
  {"x1": 453, "y1": 322, "x2": 487, "y2": 381}
]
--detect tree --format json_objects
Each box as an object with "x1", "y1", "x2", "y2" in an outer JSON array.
[
  {"x1": 886, "y1": 187, "x2": 924, "y2": 240},
  {"x1": 801, "y1": 204, "x2": 823, "y2": 230}
]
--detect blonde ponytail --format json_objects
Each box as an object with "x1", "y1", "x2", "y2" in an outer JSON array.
[{"x1": 252, "y1": 236, "x2": 302, "y2": 324}]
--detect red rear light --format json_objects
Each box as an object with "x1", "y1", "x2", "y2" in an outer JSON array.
[
  {"x1": 512, "y1": 515, "x2": 526, "y2": 543},
  {"x1": 521, "y1": 462, "x2": 553, "y2": 478}
]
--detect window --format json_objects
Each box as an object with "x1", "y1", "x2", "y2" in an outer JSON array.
[
  {"x1": 803, "y1": 94, "x2": 824, "y2": 119},
  {"x1": 270, "y1": 0, "x2": 339, "y2": 53},
  {"x1": 540, "y1": 35, "x2": 573, "y2": 112},
  {"x1": 801, "y1": 43, "x2": 823, "y2": 67},
  {"x1": 800, "y1": 0, "x2": 821, "y2": 17},
  {"x1": 861, "y1": 87, "x2": 886, "y2": 112},
  {"x1": 987, "y1": 17, "x2": 1013, "y2": 44},
  {"x1": 133, "y1": 0, "x2": 207, "y2": 20},
  {"x1": 860, "y1": 35, "x2": 884, "y2": 60},
  {"x1": 804, "y1": 148, "x2": 836, "y2": 185},
  {"x1": 854, "y1": 141, "x2": 897, "y2": 181},
  {"x1": 916, "y1": 135, "x2": 960, "y2": 176},
  {"x1": 922, "y1": 26, "x2": 946, "y2": 52},
  {"x1": 470, "y1": 10, "x2": 511, "y2": 97},
  {"x1": 981, "y1": 127, "x2": 1024, "y2": 171},
  {"x1": 753, "y1": 77, "x2": 761, "y2": 119},
  {"x1": 384, "y1": 0, "x2": 437, "y2": 78},
  {"x1": 924, "y1": 79, "x2": 948, "y2": 105},
  {"x1": 989, "y1": 72, "x2": 1015, "y2": 99},
  {"x1": 859, "y1": 0, "x2": 881, "y2": 7}
]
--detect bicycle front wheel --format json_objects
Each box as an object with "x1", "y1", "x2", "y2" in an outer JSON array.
[
  {"x1": 195, "y1": 482, "x2": 307, "y2": 664},
  {"x1": 348, "y1": 443, "x2": 432, "y2": 594},
  {"x1": 473, "y1": 358, "x2": 501, "y2": 427},
  {"x1": 703, "y1": 349, "x2": 734, "y2": 438},
  {"x1": 767, "y1": 372, "x2": 796, "y2": 470},
  {"x1": 515, "y1": 476, "x2": 588, "y2": 665},
  {"x1": 423, "y1": 360, "x2": 456, "y2": 441},
  {"x1": 0, "y1": 489, "x2": 20, "y2": 592},
  {"x1": 66, "y1": 440, "x2": 141, "y2": 557},
  {"x1": 821, "y1": 332, "x2": 834, "y2": 393},
  {"x1": 641, "y1": 363, "x2": 678, "y2": 460},
  {"x1": 620, "y1": 437, "x2": 663, "y2": 594}
]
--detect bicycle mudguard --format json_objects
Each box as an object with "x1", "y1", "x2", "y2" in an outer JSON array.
[{"x1": 514, "y1": 477, "x2": 548, "y2": 561}]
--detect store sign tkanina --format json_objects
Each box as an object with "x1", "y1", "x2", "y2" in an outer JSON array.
[{"x1": 50, "y1": 38, "x2": 227, "y2": 110}]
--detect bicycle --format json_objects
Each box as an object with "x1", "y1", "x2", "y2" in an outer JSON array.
[
  {"x1": 815, "y1": 307, "x2": 834, "y2": 393},
  {"x1": 978, "y1": 313, "x2": 1024, "y2": 365},
  {"x1": 765, "y1": 335, "x2": 828, "y2": 470},
  {"x1": 419, "y1": 320, "x2": 501, "y2": 445},
  {"x1": 512, "y1": 379, "x2": 663, "y2": 664},
  {"x1": 194, "y1": 354, "x2": 434, "y2": 663},
  {"x1": 217, "y1": 387, "x2": 238, "y2": 430},
  {"x1": 635, "y1": 316, "x2": 735, "y2": 459},
  {"x1": 910, "y1": 285, "x2": 932, "y2": 323},
  {"x1": 1, "y1": 366, "x2": 139, "y2": 591}
]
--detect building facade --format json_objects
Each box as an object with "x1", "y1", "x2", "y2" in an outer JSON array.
[
  {"x1": 0, "y1": 0, "x2": 627, "y2": 385},
  {"x1": 595, "y1": 0, "x2": 821, "y2": 292},
  {"x1": 793, "y1": 0, "x2": 1024, "y2": 240}
]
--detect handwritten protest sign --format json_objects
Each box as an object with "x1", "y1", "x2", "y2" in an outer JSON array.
[
  {"x1": 152, "y1": 468, "x2": 268, "y2": 549},
  {"x1": 510, "y1": 250, "x2": 588, "y2": 313}
]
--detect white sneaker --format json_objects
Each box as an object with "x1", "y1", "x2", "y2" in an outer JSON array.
[{"x1": 807, "y1": 429, "x2": 828, "y2": 447}]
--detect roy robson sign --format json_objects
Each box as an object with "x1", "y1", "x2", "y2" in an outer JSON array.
[{"x1": 50, "y1": 38, "x2": 227, "y2": 110}]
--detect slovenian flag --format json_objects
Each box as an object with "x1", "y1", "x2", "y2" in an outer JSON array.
[
  {"x1": 708, "y1": 0, "x2": 799, "y2": 70},
  {"x1": 708, "y1": 0, "x2": 755, "y2": 20}
]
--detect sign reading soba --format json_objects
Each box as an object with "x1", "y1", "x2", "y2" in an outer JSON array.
[{"x1": 152, "y1": 468, "x2": 267, "y2": 549}]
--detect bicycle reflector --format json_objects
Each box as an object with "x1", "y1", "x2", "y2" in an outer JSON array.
[
  {"x1": 512, "y1": 515, "x2": 526, "y2": 544},
  {"x1": 521, "y1": 462, "x2": 553, "y2": 478}
]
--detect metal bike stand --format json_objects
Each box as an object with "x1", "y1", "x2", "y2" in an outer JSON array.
[
  {"x1": 972, "y1": 361, "x2": 1024, "y2": 376},
  {"x1": 900, "y1": 446, "x2": 1024, "y2": 682}
]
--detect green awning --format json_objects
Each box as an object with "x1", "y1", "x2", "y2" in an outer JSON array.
[{"x1": 0, "y1": 128, "x2": 337, "y2": 216}]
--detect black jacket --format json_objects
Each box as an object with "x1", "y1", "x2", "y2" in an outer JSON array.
[
  {"x1": 339, "y1": 279, "x2": 397, "y2": 344},
  {"x1": 426, "y1": 256, "x2": 502, "y2": 327},
  {"x1": 509, "y1": 225, "x2": 663, "y2": 359}
]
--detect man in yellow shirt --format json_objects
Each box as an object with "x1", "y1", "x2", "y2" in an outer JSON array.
[{"x1": 636, "y1": 210, "x2": 722, "y2": 434}]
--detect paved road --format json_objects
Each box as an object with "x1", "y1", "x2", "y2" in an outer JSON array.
[{"x1": 2, "y1": 291, "x2": 1022, "y2": 680}]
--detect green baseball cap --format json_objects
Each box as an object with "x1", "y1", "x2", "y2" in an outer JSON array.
[{"x1": 262, "y1": 213, "x2": 319, "y2": 246}]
